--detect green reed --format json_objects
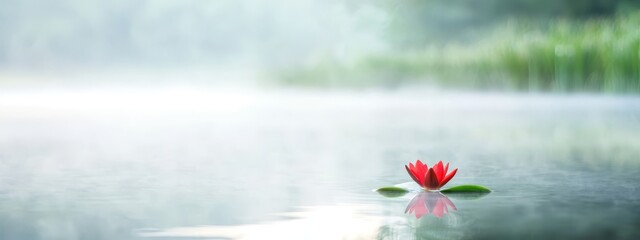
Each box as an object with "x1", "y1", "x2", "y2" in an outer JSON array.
[{"x1": 278, "y1": 12, "x2": 640, "y2": 93}]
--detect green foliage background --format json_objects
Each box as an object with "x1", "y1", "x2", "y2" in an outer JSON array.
[{"x1": 280, "y1": 0, "x2": 640, "y2": 92}]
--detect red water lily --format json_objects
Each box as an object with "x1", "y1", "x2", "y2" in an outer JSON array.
[{"x1": 405, "y1": 160, "x2": 457, "y2": 190}]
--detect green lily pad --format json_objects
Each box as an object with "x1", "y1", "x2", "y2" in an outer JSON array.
[
  {"x1": 440, "y1": 185, "x2": 492, "y2": 193},
  {"x1": 375, "y1": 186, "x2": 409, "y2": 197}
]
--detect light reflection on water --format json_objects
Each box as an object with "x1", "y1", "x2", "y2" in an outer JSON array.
[
  {"x1": 138, "y1": 205, "x2": 386, "y2": 240},
  {"x1": 1, "y1": 88, "x2": 640, "y2": 239}
]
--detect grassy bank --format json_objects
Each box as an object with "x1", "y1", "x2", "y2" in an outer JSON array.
[{"x1": 278, "y1": 12, "x2": 640, "y2": 93}]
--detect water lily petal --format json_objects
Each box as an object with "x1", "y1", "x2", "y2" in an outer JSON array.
[
  {"x1": 424, "y1": 168, "x2": 440, "y2": 189},
  {"x1": 438, "y1": 168, "x2": 458, "y2": 188},
  {"x1": 416, "y1": 160, "x2": 430, "y2": 184},
  {"x1": 444, "y1": 162, "x2": 449, "y2": 176},
  {"x1": 415, "y1": 160, "x2": 427, "y2": 176},
  {"x1": 434, "y1": 161, "x2": 445, "y2": 181},
  {"x1": 405, "y1": 165, "x2": 423, "y2": 187},
  {"x1": 410, "y1": 162, "x2": 425, "y2": 184},
  {"x1": 411, "y1": 160, "x2": 427, "y2": 182}
]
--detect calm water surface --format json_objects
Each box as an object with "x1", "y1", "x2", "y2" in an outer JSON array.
[{"x1": 1, "y1": 88, "x2": 639, "y2": 239}]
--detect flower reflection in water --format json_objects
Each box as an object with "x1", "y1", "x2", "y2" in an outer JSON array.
[{"x1": 405, "y1": 192, "x2": 457, "y2": 219}]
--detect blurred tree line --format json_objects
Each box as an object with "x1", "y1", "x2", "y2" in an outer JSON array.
[{"x1": 373, "y1": 0, "x2": 640, "y2": 47}]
